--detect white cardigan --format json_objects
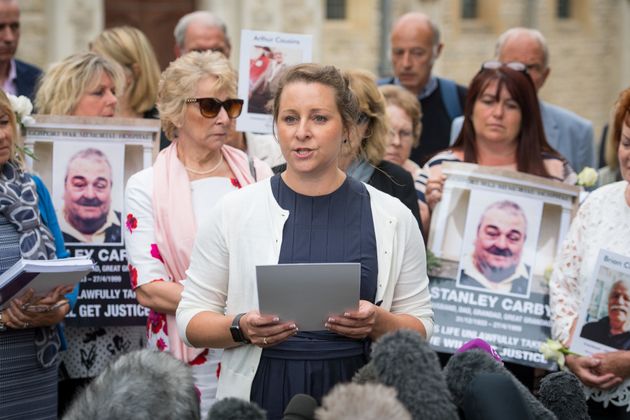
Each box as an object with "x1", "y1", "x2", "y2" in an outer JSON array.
[{"x1": 176, "y1": 177, "x2": 434, "y2": 400}]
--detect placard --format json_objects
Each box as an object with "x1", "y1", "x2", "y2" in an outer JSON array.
[
  {"x1": 571, "y1": 250, "x2": 630, "y2": 354},
  {"x1": 24, "y1": 115, "x2": 160, "y2": 327},
  {"x1": 236, "y1": 29, "x2": 313, "y2": 134},
  {"x1": 427, "y1": 162, "x2": 580, "y2": 368}
]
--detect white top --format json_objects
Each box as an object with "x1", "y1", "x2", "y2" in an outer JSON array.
[
  {"x1": 176, "y1": 177, "x2": 434, "y2": 400},
  {"x1": 550, "y1": 181, "x2": 630, "y2": 407}
]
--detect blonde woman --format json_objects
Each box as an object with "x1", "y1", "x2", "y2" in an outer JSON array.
[{"x1": 90, "y1": 26, "x2": 161, "y2": 119}]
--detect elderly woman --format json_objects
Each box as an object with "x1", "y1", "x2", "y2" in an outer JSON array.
[
  {"x1": 90, "y1": 26, "x2": 160, "y2": 120},
  {"x1": 418, "y1": 62, "x2": 576, "y2": 229},
  {"x1": 379, "y1": 84, "x2": 422, "y2": 177},
  {"x1": 34, "y1": 52, "x2": 145, "y2": 413},
  {"x1": 176, "y1": 63, "x2": 433, "y2": 420},
  {"x1": 0, "y1": 89, "x2": 73, "y2": 419},
  {"x1": 340, "y1": 69, "x2": 421, "y2": 229},
  {"x1": 124, "y1": 51, "x2": 272, "y2": 413},
  {"x1": 550, "y1": 87, "x2": 630, "y2": 419}
]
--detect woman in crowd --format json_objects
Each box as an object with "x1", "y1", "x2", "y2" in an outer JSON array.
[
  {"x1": 90, "y1": 26, "x2": 160, "y2": 120},
  {"x1": 341, "y1": 69, "x2": 421, "y2": 228},
  {"x1": 379, "y1": 84, "x2": 422, "y2": 177},
  {"x1": 125, "y1": 51, "x2": 272, "y2": 414},
  {"x1": 176, "y1": 63, "x2": 433, "y2": 420},
  {"x1": 418, "y1": 62, "x2": 576, "y2": 229},
  {"x1": 550, "y1": 87, "x2": 630, "y2": 419},
  {"x1": 0, "y1": 89, "x2": 73, "y2": 419},
  {"x1": 35, "y1": 52, "x2": 145, "y2": 413},
  {"x1": 597, "y1": 90, "x2": 628, "y2": 187}
]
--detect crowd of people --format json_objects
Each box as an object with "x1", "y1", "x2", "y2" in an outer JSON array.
[{"x1": 0, "y1": 1, "x2": 628, "y2": 419}]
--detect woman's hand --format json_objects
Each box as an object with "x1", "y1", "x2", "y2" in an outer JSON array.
[
  {"x1": 565, "y1": 354, "x2": 623, "y2": 390},
  {"x1": 240, "y1": 311, "x2": 298, "y2": 348},
  {"x1": 325, "y1": 300, "x2": 377, "y2": 339},
  {"x1": 425, "y1": 174, "x2": 446, "y2": 211},
  {"x1": 592, "y1": 351, "x2": 630, "y2": 380},
  {"x1": 2, "y1": 287, "x2": 71, "y2": 329}
]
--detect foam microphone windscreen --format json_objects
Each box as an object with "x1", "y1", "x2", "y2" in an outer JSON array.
[
  {"x1": 443, "y1": 350, "x2": 555, "y2": 420},
  {"x1": 207, "y1": 397, "x2": 266, "y2": 420},
  {"x1": 315, "y1": 382, "x2": 411, "y2": 420},
  {"x1": 369, "y1": 329, "x2": 459, "y2": 420},
  {"x1": 282, "y1": 394, "x2": 318, "y2": 420},
  {"x1": 538, "y1": 371, "x2": 589, "y2": 420}
]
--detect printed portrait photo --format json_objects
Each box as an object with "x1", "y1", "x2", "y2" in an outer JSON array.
[
  {"x1": 456, "y1": 190, "x2": 543, "y2": 298},
  {"x1": 52, "y1": 142, "x2": 125, "y2": 245},
  {"x1": 578, "y1": 267, "x2": 630, "y2": 351}
]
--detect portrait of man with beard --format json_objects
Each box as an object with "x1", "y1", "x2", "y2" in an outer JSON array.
[
  {"x1": 60, "y1": 148, "x2": 122, "y2": 244},
  {"x1": 580, "y1": 279, "x2": 630, "y2": 350},
  {"x1": 458, "y1": 200, "x2": 531, "y2": 296}
]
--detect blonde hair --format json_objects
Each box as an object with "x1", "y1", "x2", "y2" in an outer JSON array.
[
  {"x1": 379, "y1": 84, "x2": 422, "y2": 148},
  {"x1": 35, "y1": 52, "x2": 124, "y2": 116},
  {"x1": 91, "y1": 26, "x2": 161, "y2": 115},
  {"x1": 346, "y1": 69, "x2": 388, "y2": 166},
  {"x1": 0, "y1": 89, "x2": 23, "y2": 168},
  {"x1": 156, "y1": 51, "x2": 237, "y2": 141}
]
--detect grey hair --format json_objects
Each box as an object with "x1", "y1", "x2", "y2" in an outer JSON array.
[
  {"x1": 478, "y1": 200, "x2": 528, "y2": 235},
  {"x1": 315, "y1": 383, "x2": 412, "y2": 420},
  {"x1": 62, "y1": 349, "x2": 200, "y2": 420},
  {"x1": 64, "y1": 148, "x2": 112, "y2": 184},
  {"x1": 495, "y1": 27, "x2": 549, "y2": 69},
  {"x1": 173, "y1": 10, "x2": 228, "y2": 50}
]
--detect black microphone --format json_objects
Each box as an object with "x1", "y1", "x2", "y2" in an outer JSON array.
[
  {"x1": 207, "y1": 397, "x2": 266, "y2": 420},
  {"x1": 538, "y1": 371, "x2": 589, "y2": 420},
  {"x1": 367, "y1": 329, "x2": 459, "y2": 419},
  {"x1": 444, "y1": 349, "x2": 555, "y2": 419},
  {"x1": 282, "y1": 394, "x2": 317, "y2": 420}
]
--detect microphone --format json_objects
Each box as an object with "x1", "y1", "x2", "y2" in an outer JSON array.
[
  {"x1": 207, "y1": 397, "x2": 266, "y2": 420},
  {"x1": 315, "y1": 382, "x2": 411, "y2": 420},
  {"x1": 282, "y1": 394, "x2": 317, "y2": 420},
  {"x1": 444, "y1": 349, "x2": 555, "y2": 419},
  {"x1": 538, "y1": 371, "x2": 589, "y2": 420},
  {"x1": 366, "y1": 329, "x2": 459, "y2": 419}
]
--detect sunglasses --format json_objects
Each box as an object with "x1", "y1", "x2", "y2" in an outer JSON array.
[
  {"x1": 185, "y1": 97, "x2": 244, "y2": 119},
  {"x1": 479, "y1": 60, "x2": 528, "y2": 74}
]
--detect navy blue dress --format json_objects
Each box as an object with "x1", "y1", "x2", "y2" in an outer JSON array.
[{"x1": 250, "y1": 174, "x2": 378, "y2": 419}]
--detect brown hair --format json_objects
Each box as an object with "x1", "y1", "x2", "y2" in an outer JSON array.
[
  {"x1": 379, "y1": 84, "x2": 422, "y2": 147},
  {"x1": 453, "y1": 66, "x2": 558, "y2": 178},
  {"x1": 606, "y1": 87, "x2": 630, "y2": 169}
]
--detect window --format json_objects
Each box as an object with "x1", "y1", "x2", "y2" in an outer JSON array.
[
  {"x1": 326, "y1": 0, "x2": 346, "y2": 20},
  {"x1": 461, "y1": 0, "x2": 478, "y2": 19},
  {"x1": 557, "y1": 0, "x2": 571, "y2": 19}
]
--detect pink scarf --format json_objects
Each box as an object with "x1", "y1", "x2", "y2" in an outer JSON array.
[{"x1": 152, "y1": 143, "x2": 267, "y2": 362}]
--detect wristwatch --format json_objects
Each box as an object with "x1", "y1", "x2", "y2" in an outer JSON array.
[
  {"x1": 0, "y1": 311, "x2": 7, "y2": 332},
  {"x1": 230, "y1": 313, "x2": 250, "y2": 344}
]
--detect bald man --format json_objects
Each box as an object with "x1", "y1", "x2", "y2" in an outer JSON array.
[{"x1": 379, "y1": 12, "x2": 466, "y2": 165}]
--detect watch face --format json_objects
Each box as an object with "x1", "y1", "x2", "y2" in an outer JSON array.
[{"x1": 230, "y1": 325, "x2": 243, "y2": 342}]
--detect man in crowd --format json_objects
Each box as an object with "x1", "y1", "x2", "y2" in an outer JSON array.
[
  {"x1": 581, "y1": 279, "x2": 630, "y2": 350},
  {"x1": 380, "y1": 12, "x2": 466, "y2": 165},
  {"x1": 173, "y1": 10, "x2": 231, "y2": 58},
  {"x1": 459, "y1": 200, "x2": 531, "y2": 296},
  {"x1": 61, "y1": 148, "x2": 121, "y2": 244},
  {"x1": 0, "y1": 0, "x2": 41, "y2": 100},
  {"x1": 450, "y1": 28, "x2": 594, "y2": 173}
]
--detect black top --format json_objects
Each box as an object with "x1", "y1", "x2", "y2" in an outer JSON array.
[{"x1": 15, "y1": 59, "x2": 42, "y2": 102}]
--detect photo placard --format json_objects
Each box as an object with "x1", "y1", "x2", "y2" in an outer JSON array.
[{"x1": 427, "y1": 162, "x2": 580, "y2": 368}]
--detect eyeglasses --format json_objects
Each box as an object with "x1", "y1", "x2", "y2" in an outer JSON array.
[
  {"x1": 185, "y1": 98, "x2": 244, "y2": 119},
  {"x1": 479, "y1": 61, "x2": 528, "y2": 74},
  {"x1": 357, "y1": 112, "x2": 370, "y2": 125}
]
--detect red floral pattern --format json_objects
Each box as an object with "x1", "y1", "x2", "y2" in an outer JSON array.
[
  {"x1": 230, "y1": 178, "x2": 241, "y2": 189},
  {"x1": 156, "y1": 337, "x2": 167, "y2": 351},
  {"x1": 150, "y1": 243, "x2": 164, "y2": 263},
  {"x1": 189, "y1": 349, "x2": 209, "y2": 366},
  {"x1": 148, "y1": 309, "x2": 166, "y2": 334},
  {"x1": 216, "y1": 362, "x2": 221, "y2": 378},
  {"x1": 128, "y1": 264, "x2": 138, "y2": 289},
  {"x1": 126, "y1": 213, "x2": 138, "y2": 234}
]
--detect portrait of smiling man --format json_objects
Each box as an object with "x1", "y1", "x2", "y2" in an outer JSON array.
[
  {"x1": 458, "y1": 199, "x2": 532, "y2": 296},
  {"x1": 60, "y1": 147, "x2": 122, "y2": 244},
  {"x1": 580, "y1": 279, "x2": 630, "y2": 350}
]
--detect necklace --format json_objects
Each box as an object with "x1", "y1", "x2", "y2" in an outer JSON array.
[{"x1": 183, "y1": 154, "x2": 224, "y2": 175}]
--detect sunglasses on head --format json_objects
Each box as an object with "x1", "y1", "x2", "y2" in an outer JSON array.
[
  {"x1": 185, "y1": 97, "x2": 244, "y2": 119},
  {"x1": 479, "y1": 60, "x2": 528, "y2": 74}
]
